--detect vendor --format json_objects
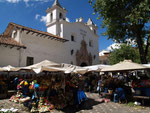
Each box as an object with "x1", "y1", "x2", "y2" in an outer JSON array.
[{"x1": 77, "y1": 75, "x2": 87, "y2": 108}]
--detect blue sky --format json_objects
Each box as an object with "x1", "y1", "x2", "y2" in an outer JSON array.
[{"x1": 0, "y1": 0, "x2": 113, "y2": 51}]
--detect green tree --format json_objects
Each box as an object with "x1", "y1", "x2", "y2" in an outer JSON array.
[
  {"x1": 90, "y1": 0, "x2": 150, "y2": 64},
  {"x1": 109, "y1": 44, "x2": 140, "y2": 64}
]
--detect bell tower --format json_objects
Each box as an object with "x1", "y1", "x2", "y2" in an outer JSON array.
[{"x1": 46, "y1": 0, "x2": 67, "y2": 36}]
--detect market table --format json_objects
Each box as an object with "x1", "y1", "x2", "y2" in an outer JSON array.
[
  {"x1": 101, "y1": 92, "x2": 113, "y2": 100},
  {"x1": 133, "y1": 96, "x2": 150, "y2": 105}
]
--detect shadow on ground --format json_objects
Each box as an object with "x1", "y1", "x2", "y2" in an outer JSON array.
[{"x1": 61, "y1": 98, "x2": 102, "y2": 113}]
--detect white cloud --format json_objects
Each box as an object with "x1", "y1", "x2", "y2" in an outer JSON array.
[
  {"x1": 35, "y1": 14, "x2": 47, "y2": 24},
  {"x1": 35, "y1": 14, "x2": 40, "y2": 20},
  {"x1": 106, "y1": 43, "x2": 121, "y2": 51},
  {"x1": 126, "y1": 39, "x2": 136, "y2": 46},
  {"x1": 23, "y1": 0, "x2": 29, "y2": 3},
  {"x1": 23, "y1": 0, "x2": 29, "y2": 7},
  {"x1": 66, "y1": 17, "x2": 70, "y2": 22},
  {"x1": 99, "y1": 50, "x2": 110, "y2": 56},
  {"x1": 0, "y1": 0, "x2": 51, "y2": 6},
  {"x1": 6, "y1": 0, "x2": 20, "y2": 3},
  {"x1": 40, "y1": 15, "x2": 47, "y2": 23}
]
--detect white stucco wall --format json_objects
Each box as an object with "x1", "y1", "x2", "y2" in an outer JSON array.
[
  {"x1": 19, "y1": 31, "x2": 69, "y2": 67},
  {"x1": 0, "y1": 46, "x2": 20, "y2": 67},
  {"x1": 47, "y1": 24, "x2": 57, "y2": 35},
  {"x1": 60, "y1": 20, "x2": 99, "y2": 65}
]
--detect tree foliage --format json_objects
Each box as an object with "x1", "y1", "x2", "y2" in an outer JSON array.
[
  {"x1": 109, "y1": 44, "x2": 140, "y2": 64},
  {"x1": 90, "y1": 0, "x2": 150, "y2": 63}
]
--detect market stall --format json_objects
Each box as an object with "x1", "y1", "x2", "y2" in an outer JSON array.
[
  {"x1": 0, "y1": 61, "x2": 87, "y2": 112},
  {"x1": 100, "y1": 60, "x2": 150, "y2": 104},
  {"x1": 0, "y1": 65, "x2": 20, "y2": 99}
]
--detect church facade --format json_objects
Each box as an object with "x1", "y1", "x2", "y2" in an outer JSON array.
[{"x1": 0, "y1": 0, "x2": 99, "y2": 67}]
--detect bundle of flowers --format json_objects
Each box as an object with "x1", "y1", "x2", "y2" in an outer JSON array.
[
  {"x1": 38, "y1": 97, "x2": 55, "y2": 113},
  {"x1": 9, "y1": 91, "x2": 23, "y2": 103}
]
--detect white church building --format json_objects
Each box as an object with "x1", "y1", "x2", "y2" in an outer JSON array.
[{"x1": 0, "y1": 0, "x2": 99, "y2": 67}]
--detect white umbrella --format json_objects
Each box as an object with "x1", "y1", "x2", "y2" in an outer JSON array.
[{"x1": 101, "y1": 60, "x2": 148, "y2": 72}]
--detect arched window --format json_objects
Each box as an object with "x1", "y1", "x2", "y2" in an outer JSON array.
[
  {"x1": 89, "y1": 40, "x2": 93, "y2": 47},
  {"x1": 71, "y1": 49, "x2": 74, "y2": 55},
  {"x1": 50, "y1": 13, "x2": 53, "y2": 22},
  {"x1": 80, "y1": 62, "x2": 88, "y2": 67},
  {"x1": 59, "y1": 13, "x2": 63, "y2": 19},
  {"x1": 93, "y1": 55, "x2": 96, "y2": 59},
  {"x1": 12, "y1": 30, "x2": 17, "y2": 38},
  {"x1": 71, "y1": 35, "x2": 75, "y2": 41}
]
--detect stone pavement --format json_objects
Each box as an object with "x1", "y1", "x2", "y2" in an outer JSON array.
[{"x1": 0, "y1": 92, "x2": 150, "y2": 113}]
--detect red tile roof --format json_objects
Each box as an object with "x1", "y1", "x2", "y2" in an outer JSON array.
[
  {"x1": 4, "y1": 22, "x2": 68, "y2": 43},
  {"x1": 0, "y1": 35, "x2": 26, "y2": 49}
]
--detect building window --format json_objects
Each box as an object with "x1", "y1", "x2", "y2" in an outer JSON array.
[
  {"x1": 71, "y1": 49, "x2": 74, "y2": 55},
  {"x1": 50, "y1": 13, "x2": 53, "y2": 22},
  {"x1": 94, "y1": 29, "x2": 96, "y2": 34},
  {"x1": 71, "y1": 35, "x2": 75, "y2": 42},
  {"x1": 26, "y1": 57, "x2": 34, "y2": 66},
  {"x1": 59, "y1": 13, "x2": 63, "y2": 19},
  {"x1": 93, "y1": 55, "x2": 96, "y2": 59},
  {"x1": 89, "y1": 40, "x2": 93, "y2": 47},
  {"x1": 12, "y1": 30, "x2": 17, "y2": 38}
]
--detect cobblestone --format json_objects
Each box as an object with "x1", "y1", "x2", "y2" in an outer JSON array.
[{"x1": 0, "y1": 92, "x2": 150, "y2": 113}]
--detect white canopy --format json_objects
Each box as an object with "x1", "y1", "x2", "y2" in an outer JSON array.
[
  {"x1": 0, "y1": 67, "x2": 6, "y2": 72},
  {"x1": 41, "y1": 66, "x2": 66, "y2": 73},
  {"x1": 41, "y1": 63, "x2": 88, "y2": 74},
  {"x1": 19, "y1": 60, "x2": 60, "y2": 73},
  {"x1": 101, "y1": 60, "x2": 148, "y2": 72},
  {"x1": 143, "y1": 64, "x2": 150, "y2": 68},
  {"x1": 1, "y1": 65, "x2": 20, "y2": 72},
  {"x1": 1, "y1": 60, "x2": 110, "y2": 74},
  {"x1": 21, "y1": 60, "x2": 60, "y2": 69},
  {"x1": 84, "y1": 64, "x2": 111, "y2": 72}
]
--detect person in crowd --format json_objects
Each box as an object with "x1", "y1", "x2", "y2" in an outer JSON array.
[
  {"x1": 84, "y1": 77, "x2": 89, "y2": 92},
  {"x1": 77, "y1": 75, "x2": 87, "y2": 109},
  {"x1": 118, "y1": 74, "x2": 125, "y2": 81},
  {"x1": 69, "y1": 76, "x2": 78, "y2": 109},
  {"x1": 13, "y1": 76, "x2": 19, "y2": 90},
  {"x1": 113, "y1": 73, "x2": 118, "y2": 78},
  {"x1": 97, "y1": 76, "x2": 102, "y2": 96},
  {"x1": 124, "y1": 73, "x2": 129, "y2": 86},
  {"x1": 116, "y1": 87, "x2": 127, "y2": 103}
]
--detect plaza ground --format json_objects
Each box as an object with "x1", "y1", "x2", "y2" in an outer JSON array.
[{"x1": 0, "y1": 92, "x2": 150, "y2": 113}]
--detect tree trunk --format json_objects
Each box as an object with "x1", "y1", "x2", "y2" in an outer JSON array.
[{"x1": 136, "y1": 34, "x2": 147, "y2": 64}]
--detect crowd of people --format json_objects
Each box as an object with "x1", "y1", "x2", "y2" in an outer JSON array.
[{"x1": 1, "y1": 70, "x2": 150, "y2": 112}]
